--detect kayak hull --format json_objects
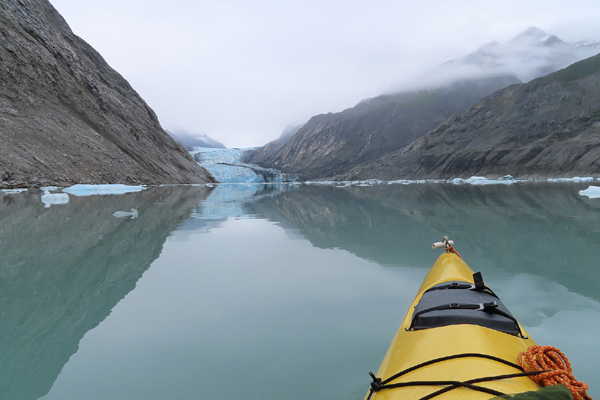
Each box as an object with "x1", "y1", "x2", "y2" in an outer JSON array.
[{"x1": 367, "y1": 252, "x2": 541, "y2": 400}]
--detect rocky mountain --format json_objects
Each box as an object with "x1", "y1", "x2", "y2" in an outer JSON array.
[
  {"x1": 0, "y1": 0, "x2": 215, "y2": 188},
  {"x1": 247, "y1": 27, "x2": 599, "y2": 181},
  {"x1": 247, "y1": 75, "x2": 520, "y2": 180},
  {"x1": 340, "y1": 53, "x2": 600, "y2": 180},
  {"x1": 166, "y1": 129, "x2": 226, "y2": 149},
  {"x1": 245, "y1": 123, "x2": 303, "y2": 166},
  {"x1": 437, "y1": 27, "x2": 596, "y2": 84}
]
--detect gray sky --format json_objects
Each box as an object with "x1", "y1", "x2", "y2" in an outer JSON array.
[{"x1": 48, "y1": 0, "x2": 600, "y2": 148}]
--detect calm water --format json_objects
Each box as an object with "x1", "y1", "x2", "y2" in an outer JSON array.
[{"x1": 1, "y1": 183, "x2": 599, "y2": 399}]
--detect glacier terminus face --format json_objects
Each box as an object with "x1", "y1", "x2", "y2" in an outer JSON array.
[{"x1": 190, "y1": 147, "x2": 297, "y2": 183}]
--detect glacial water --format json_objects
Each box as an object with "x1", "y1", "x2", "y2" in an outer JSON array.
[{"x1": 1, "y1": 182, "x2": 599, "y2": 400}]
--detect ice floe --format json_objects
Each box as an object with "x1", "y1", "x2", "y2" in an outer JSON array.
[
  {"x1": 307, "y1": 175, "x2": 598, "y2": 187},
  {"x1": 451, "y1": 175, "x2": 517, "y2": 185},
  {"x1": 62, "y1": 184, "x2": 146, "y2": 196},
  {"x1": 579, "y1": 186, "x2": 600, "y2": 199},
  {"x1": 1, "y1": 188, "x2": 28, "y2": 194},
  {"x1": 41, "y1": 190, "x2": 69, "y2": 208},
  {"x1": 113, "y1": 209, "x2": 139, "y2": 219},
  {"x1": 547, "y1": 177, "x2": 594, "y2": 183}
]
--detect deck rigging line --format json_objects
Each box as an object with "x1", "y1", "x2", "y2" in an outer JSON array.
[{"x1": 366, "y1": 352, "x2": 546, "y2": 400}]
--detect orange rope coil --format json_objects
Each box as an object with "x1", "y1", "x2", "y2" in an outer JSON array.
[
  {"x1": 445, "y1": 245, "x2": 462, "y2": 259},
  {"x1": 518, "y1": 345, "x2": 592, "y2": 400}
]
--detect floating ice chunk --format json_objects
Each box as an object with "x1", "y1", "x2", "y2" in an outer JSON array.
[
  {"x1": 548, "y1": 177, "x2": 595, "y2": 183},
  {"x1": 41, "y1": 190, "x2": 69, "y2": 208},
  {"x1": 113, "y1": 208, "x2": 139, "y2": 219},
  {"x1": 579, "y1": 186, "x2": 600, "y2": 199},
  {"x1": 63, "y1": 184, "x2": 146, "y2": 196},
  {"x1": 1, "y1": 188, "x2": 28, "y2": 194},
  {"x1": 40, "y1": 186, "x2": 61, "y2": 191},
  {"x1": 452, "y1": 175, "x2": 517, "y2": 185}
]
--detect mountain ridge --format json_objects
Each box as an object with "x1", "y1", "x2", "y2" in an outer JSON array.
[
  {"x1": 247, "y1": 27, "x2": 600, "y2": 181},
  {"x1": 166, "y1": 129, "x2": 226, "y2": 149},
  {"x1": 247, "y1": 75, "x2": 520, "y2": 179},
  {"x1": 339, "y1": 53, "x2": 600, "y2": 180}
]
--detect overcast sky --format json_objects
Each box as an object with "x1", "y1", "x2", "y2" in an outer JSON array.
[{"x1": 48, "y1": 0, "x2": 600, "y2": 148}]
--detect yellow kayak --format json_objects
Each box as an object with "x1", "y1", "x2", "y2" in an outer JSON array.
[{"x1": 365, "y1": 244, "x2": 541, "y2": 400}]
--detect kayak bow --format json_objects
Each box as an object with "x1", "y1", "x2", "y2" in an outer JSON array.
[{"x1": 365, "y1": 239, "x2": 540, "y2": 400}]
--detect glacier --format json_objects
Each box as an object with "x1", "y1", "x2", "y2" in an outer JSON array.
[{"x1": 190, "y1": 147, "x2": 297, "y2": 183}]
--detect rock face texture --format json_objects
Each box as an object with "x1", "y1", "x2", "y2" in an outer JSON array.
[
  {"x1": 0, "y1": 0, "x2": 215, "y2": 188},
  {"x1": 248, "y1": 76, "x2": 520, "y2": 180},
  {"x1": 245, "y1": 123, "x2": 302, "y2": 166},
  {"x1": 340, "y1": 53, "x2": 600, "y2": 180}
]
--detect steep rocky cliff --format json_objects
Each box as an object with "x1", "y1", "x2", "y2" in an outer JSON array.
[
  {"x1": 245, "y1": 123, "x2": 302, "y2": 166},
  {"x1": 341, "y1": 53, "x2": 600, "y2": 180},
  {"x1": 248, "y1": 76, "x2": 520, "y2": 179},
  {"x1": 0, "y1": 0, "x2": 215, "y2": 188}
]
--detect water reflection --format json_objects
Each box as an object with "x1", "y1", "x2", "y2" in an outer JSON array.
[
  {"x1": 1, "y1": 182, "x2": 599, "y2": 399},
  {"x1": 0, "y1": 186, "x2": 212, "y2": 400},
  {"x1": 242, "y1": 183, "x2": 600, "y2": 301}
]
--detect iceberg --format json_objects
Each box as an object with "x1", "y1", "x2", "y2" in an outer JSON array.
[
  {"x1": 63, "y1": 184, "x2": 146, "y2": 196},
  {"x1": 113, "y1": 209, "x2": 139, "y2": 219},
  {"x1": 41, "y1": 190, "x2": 69, "y2": 208},
  {"x1": 579, "y1": 186, "x2": 600, "y2": 199}
]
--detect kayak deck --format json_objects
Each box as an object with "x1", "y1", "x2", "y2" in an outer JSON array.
[{"x1": 367, "y1": 252, "x2": 540, "y2": 400}]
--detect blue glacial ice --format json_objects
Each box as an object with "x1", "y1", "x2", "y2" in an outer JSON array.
[
  {"x1": 190, "y1": 147, "x2": 297, "y2": 183},
  {"x1": 63, "y1": 184, "x2": 147, "y2": 196}
]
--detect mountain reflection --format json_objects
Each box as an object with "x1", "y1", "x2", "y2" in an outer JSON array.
[
  {"x1": 1, "y1": 182, "x2": 599, "y2": 400},
  {"x1": 243, "y1": 183, "x2": 600, "y2": 301},
  {"x1": 0, "y1": 186, "x2": 212, "y2": 400}
]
